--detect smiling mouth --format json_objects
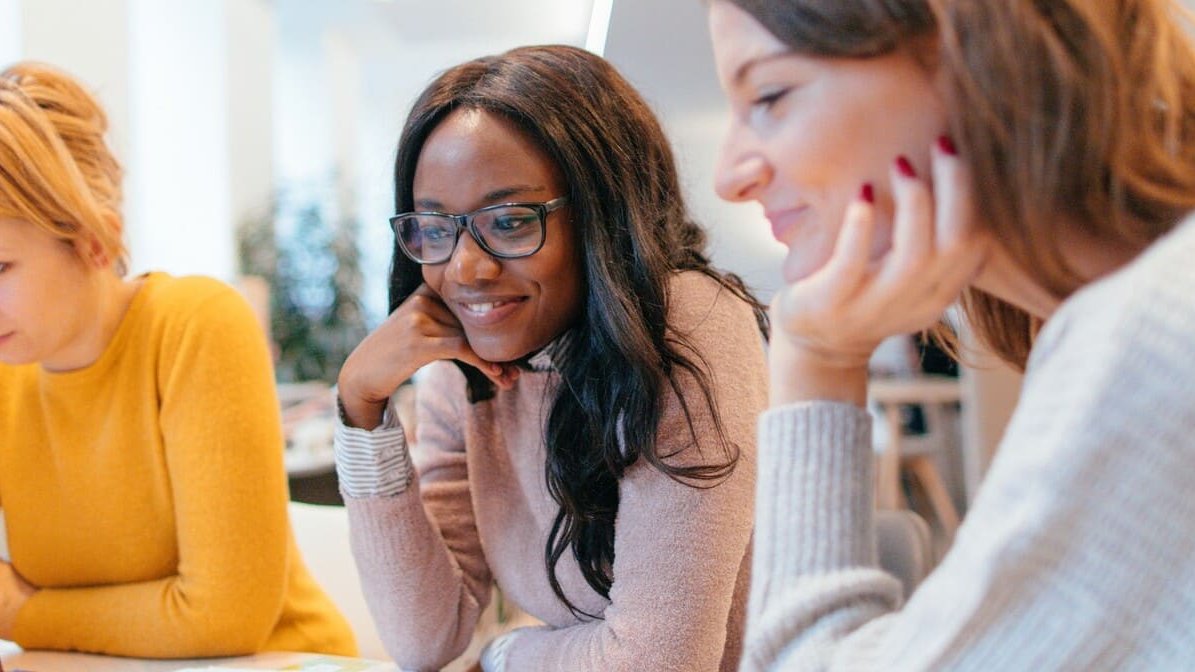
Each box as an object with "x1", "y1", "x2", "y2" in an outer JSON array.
[{"x1": 460, "y1": 298, "x2": 523, "y2": 315}]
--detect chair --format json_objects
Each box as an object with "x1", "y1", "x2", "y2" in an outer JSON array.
[
  {"x1": 870, "y1": 376, "x2": 963, "y2": 538},
  {"x1": 875, "y1": 509, "x2": 934, "y2": 599},
  {"x1": 288, "y1": 502, "x2": 387, "y2": 660}
]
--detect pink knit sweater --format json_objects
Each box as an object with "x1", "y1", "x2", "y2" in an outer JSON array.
[{"x1": 343, "y1": 272, "x2": 767, "y2": 671}]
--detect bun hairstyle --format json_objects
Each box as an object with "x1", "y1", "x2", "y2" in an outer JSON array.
[{"x1": 0, "y1": 62, "x2": 125, "y2": 271}]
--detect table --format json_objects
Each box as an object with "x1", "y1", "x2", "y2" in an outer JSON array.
[
  {"x1": 278, "y1": 382, "x2": 342, "y2": 505},
  {"x1": 0, "y1": 647, "x2": 396, "y2": 672}
]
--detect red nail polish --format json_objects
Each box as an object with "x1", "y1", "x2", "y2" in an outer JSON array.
[
  {"x1": 860, "y1": 183, "x2": 875, "y2": 204},
  {"x1": 937, "y1": 135, "x2": 958, "y2": 156},
  {"x1": 895, "y1": 156, "x2": 916, "y2": 178}
]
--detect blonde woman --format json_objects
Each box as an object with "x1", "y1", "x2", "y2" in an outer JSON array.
[{"x1": 0, "y1": 63, "x2": 355, "y2": 657}]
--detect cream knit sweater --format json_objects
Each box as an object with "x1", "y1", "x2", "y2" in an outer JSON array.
[{"x1": 744, "y1": 215, "x2": 1195, "y2": 670}]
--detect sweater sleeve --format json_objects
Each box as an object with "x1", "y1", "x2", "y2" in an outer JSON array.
[
  {"x1": 498, "y1": 278, "x2": 768, "y2": 672},
  {"x1": 742, "y1": 225, "x2": 1195, "y2": 670},
  {"x1": 344, "y1": 363, "x2": 494, "y2": 671},
  {"x1": 12, "y1": 281, "x2": 293, "y2": 656}
]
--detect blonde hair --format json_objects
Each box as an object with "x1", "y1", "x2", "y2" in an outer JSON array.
[
  {"x1": 726, "y1": 0, "x2": 1195, "y2": 369},
  {"x1": 0, "y1": 62, "x2": 125, "y2": 271}
]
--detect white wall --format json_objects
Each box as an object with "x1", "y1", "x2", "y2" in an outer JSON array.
[
  {"x1": 7, "y1": 0, "x2": 274, "y2": 282},
  {"x1": 0, "y1": 0, "x2": 21, "y2": 67},
  {"x1": 16, "y1": 0, "x2": 131, "y2": 168}
]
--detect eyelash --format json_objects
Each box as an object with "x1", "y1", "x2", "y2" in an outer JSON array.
[
  {"x1": 751, "y1": 88, "x2": 790, "y2": 111},
  {"x1": 746, "y1": 88, "x2": 792, "y2": 126}
]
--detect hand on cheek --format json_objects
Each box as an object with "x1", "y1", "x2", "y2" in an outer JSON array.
[
  {"x1": 769, "y1": 137, "x2": 990, "y2": 407},
  {"x1": 337, "y1": 284, "x2": 517, "y2": 429}
]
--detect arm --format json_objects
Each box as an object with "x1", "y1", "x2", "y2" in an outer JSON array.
[
  {"x1": 494, "y1": 279, "x2": 768, "y2": 672},
  {"x1": 334, "y1": 285, "x2": 516, "y2": 670},
  {"x1": 338, "y1": 363, "x2": 494, "y2": 670},
  {"x1": 746, "y1": 270, "x2": 1195, "y2": 669},
  {"x1": 12, "y1": 282, "x2": 293, "y2": 656}
]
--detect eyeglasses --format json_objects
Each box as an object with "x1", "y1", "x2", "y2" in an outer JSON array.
[{"x1": 390, "y1": 196, "x2": 569, "y2": 265}]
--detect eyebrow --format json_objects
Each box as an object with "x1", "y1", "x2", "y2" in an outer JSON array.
[
  {"x1": 733, "y1": 51, "x2": 795, "y2": 87},
  {"x1": 415, "y1": 185, "x2": 549, "y2": 211}
]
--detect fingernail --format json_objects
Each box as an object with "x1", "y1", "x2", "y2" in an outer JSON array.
[
  {"x1": 860, "y1": 183, "x2": 875, "y2": 204},
  {"x1": 895, "y1": 155, "x2": 917, "y2": 178},
  {"x1": 937, "y1": 135, "x2": 958, "y2": 156}
]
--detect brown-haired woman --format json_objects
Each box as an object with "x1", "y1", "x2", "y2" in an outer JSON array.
[
  {"x1": 333, "y1": 45, "x2": 769, "y2": 670},
  {"x1": 0, "y1": 62, "x2": 355, "y2": 657},
  {"x1": 709, "y1": 0, "x2": 1195, "y2": 669}
]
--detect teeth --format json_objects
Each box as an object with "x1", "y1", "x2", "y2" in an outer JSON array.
[{"x1": 465, "y1": 301, "x2": 502, "y2": 314}]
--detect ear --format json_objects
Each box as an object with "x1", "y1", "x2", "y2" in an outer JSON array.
[
  {"x1": 81, "y1": 212, "x2": 123, "y2": 270},
  {"x1": 78, "y1": 233, "x2": 110, "y2": 269}
]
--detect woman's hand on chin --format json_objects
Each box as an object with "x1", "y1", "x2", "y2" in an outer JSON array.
[
  {"x1": 769, "y1": 138, "x2": 990, "y2": 407},
  {"x1": 337, "y1": 284, "x2": 518, "y2": 429}
]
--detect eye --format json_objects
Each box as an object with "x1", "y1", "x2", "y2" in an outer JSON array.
[
  {"x1": 492, "y1": 214, "x2": 536, "y2": 233},
  {"x1": 749, "y1": 87, "x2": 790, "y2": 118},
  {"x1": 421, "y1": 223, "x2": 455, "y2": 241},
  {"x1": 0, "y1": 262, "x2": 9, "y2": 273}
]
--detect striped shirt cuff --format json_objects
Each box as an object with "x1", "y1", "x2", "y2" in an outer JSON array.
[{"x1": 332, "y1": 396, "x2": 414, "y2": 498}]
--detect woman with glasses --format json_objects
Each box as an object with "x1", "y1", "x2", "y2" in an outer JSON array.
[
  {"x1": 708, "y1": 0, "x2": 1195, "y2": 669},
  {"x1": 333, "y1": 45, "x2": 768, "y2": 671},
  {"x1": 0, "y1": 63, "x2": 355, "y2": 657}
]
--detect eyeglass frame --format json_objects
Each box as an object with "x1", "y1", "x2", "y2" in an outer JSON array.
[{"x1": 389, "y1": 196, "x2": 570, "y2": 265}]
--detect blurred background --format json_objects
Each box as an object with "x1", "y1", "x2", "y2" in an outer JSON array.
[
  {"x1": 9, "y1": 0, "x2": 1190, "y2": 525},
  {"x1": 0, "y1": 0, "x2": 783, "y2": 334}
]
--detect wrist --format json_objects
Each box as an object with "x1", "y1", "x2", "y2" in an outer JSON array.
[
  {"x1": 336, "y1": 390, "x2": 387, "y2": 430},
  {"x1": 770, "y1": 337, "x2": 870, "y2": 407}
]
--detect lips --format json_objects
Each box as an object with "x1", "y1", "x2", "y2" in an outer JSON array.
[
  {"x1": 450, "y1": 295, "x2": 528, "y2": 328},
  {"x1": 765, "y1": 205, "x2": 809, "y2": 245}
]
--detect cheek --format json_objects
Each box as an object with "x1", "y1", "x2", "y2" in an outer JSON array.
[{"x1": 421, "y1": 266, "x2": 443, "y2": 294}]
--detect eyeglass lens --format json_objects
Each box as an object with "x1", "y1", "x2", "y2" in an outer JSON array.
[{"x1": 397, "y1": 204, "x2": 543, "y2": 262}]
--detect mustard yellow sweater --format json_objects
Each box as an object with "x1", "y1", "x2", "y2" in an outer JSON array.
[{"x1": 0, "y1": 272, "x2": 355, "y2": 657}]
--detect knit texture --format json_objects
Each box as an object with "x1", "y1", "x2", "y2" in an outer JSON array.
[
  {"x1": 0, "y1": 273, "x2": 356, "y2": 657},
  {"x1": 336, "y1": 271, "x2": 767, "y2": 671},
  {"x1": 743, "y1": 215, "x2": 1195, "y2": 670}
]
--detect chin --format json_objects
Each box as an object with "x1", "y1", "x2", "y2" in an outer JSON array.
[{"x1": 466, "y1": 336, "x2": 528, "y2": 365}]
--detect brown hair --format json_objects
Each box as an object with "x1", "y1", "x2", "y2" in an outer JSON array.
[
  {"x1": 0, "y1": 62, "x2": 125, "y2": 271},
  {"x1": 723, "y1": 0, "x2": 1195, "y2": 368}
]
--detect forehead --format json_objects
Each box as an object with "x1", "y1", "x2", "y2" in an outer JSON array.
[
  {"x1": 414, "y1": 108, "x2": 561, "y2": 197},
  {"x1": 0, "y1": 216, "x2": 41, "y2": 249},
  {"x1": 708, "y1": 1, "x2": 790, "y2": 86}
]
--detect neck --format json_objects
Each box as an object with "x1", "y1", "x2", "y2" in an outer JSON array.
[
  {"x1": 973, "y1": 230, "x2": 1141, "y2": 322},
  {"x1": 43, "y1": 271, "x2": 140, "y2": 372}
]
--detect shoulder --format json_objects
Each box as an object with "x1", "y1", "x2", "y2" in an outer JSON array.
[
  {"x1": 665, "y1": 270, "x2": 762, "y2": 339},
  {"x1": 133, "y1": 273, "x2": 268, "y2": 366},
  {"x1": 1031, "y1": 215, "x2": 1195, "y2": 369},
  {"x1": 137, "y1": 273, "x2": 259, "y2": 332},
  {"x1": 142, "y1": 273, "x2": 249, "y2": 314}
]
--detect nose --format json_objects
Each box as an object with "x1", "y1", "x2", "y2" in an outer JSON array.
[
  {"x1": 714, "y1": 123, "x2": 772, "y2": 203},
  {"x1": 444, "y1": 228, "x2": 502, "y2": 285}
]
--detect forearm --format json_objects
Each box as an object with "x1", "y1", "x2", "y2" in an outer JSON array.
[
  {"x1": 13, "y1": 575, "x2": 281, "y2": 657},
  {"x1": 346, "y1": 493, "x2": 490, "y2": 669},
  {"x1": 742, "y1": 401, "x2": 903, "y2": 671}
]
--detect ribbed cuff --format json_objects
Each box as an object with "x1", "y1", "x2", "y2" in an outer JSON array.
[
  {"x1": 333, "y1": 396, "x2": 414, "y2": 498},
  {"x1": 752, "y1": 401, "x2": 875, "y2": 601}
]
